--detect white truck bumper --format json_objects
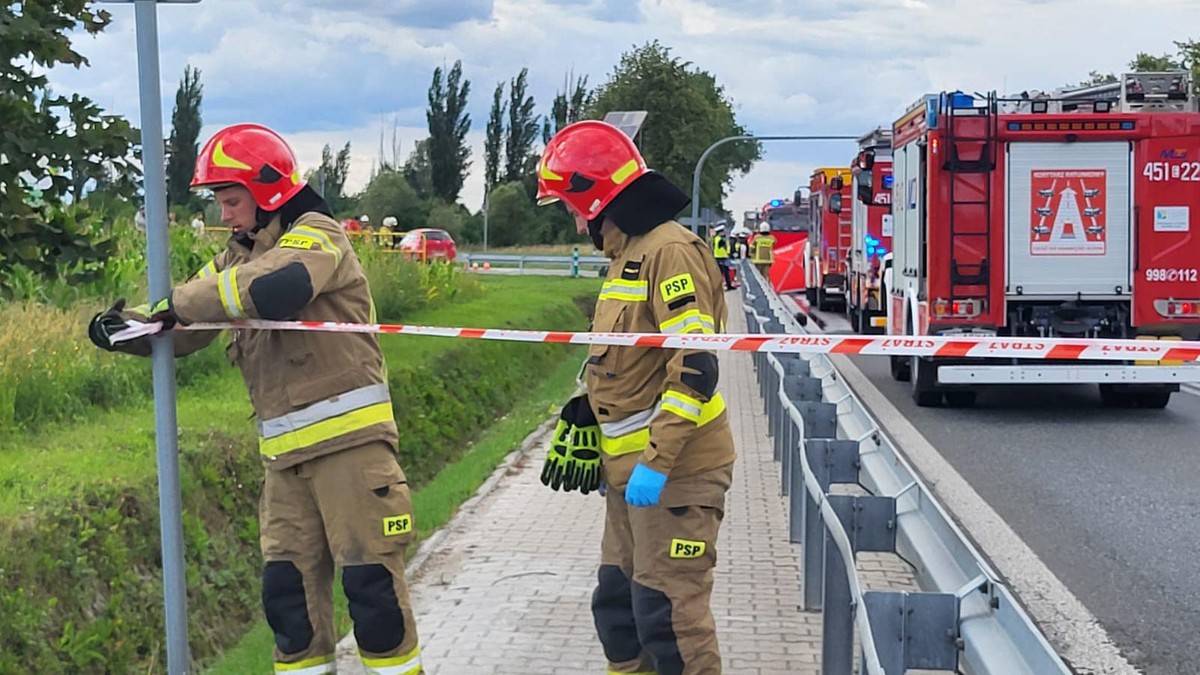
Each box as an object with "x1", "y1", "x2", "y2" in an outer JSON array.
[{"x1": 937, "y1": 365, "x2": 1200, "y2": 385}]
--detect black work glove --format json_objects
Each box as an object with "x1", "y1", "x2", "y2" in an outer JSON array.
[
  {"x1": 540, "y1": 395, "x2": 602, "y2": 494},
  {"x1": 88, "y1": 299, "x2": 131, "y2": 352}
]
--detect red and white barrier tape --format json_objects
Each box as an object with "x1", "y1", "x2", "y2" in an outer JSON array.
[{"x1": 108, "y1": 318, "x2": 1200, "y2": 363}]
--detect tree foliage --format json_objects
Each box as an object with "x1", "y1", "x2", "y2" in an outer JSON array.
[
  {"x1": 426, "y1": 60, "x2": 472, "y2": 203},
  {"x1": 504, "y1": 68, "x2": 539, "y2": 184},
  {"x1": 166, "y1": 64, "x2": 203, "y2": 209},
  {"x1": 588, "y1": 41, "x2": 760, "y2": 216},
  {"x1": 0, "y1": 1, "x2": 138, "y2": 290},
  {"x1": 544, "y1": 71, "x2": 593, "y2": 143},
  {"x1": 306, "y1": 142, "x2": 352, "y2": 214},
  {"x1": 357, "y1": 168, "x2": 428, "y2": 232},
  {"x1": 485, "y1": 82, "x2": 505, "y2": 192},
  {"x1": 402, "y1": 138, "x2": 434, "y2": 201}
]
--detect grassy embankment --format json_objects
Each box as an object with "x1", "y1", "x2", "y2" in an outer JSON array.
[{"x1": 0, "y1": 273, "x2": 599, "y2": 674}]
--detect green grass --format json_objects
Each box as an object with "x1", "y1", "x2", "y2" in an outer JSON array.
[
  {"x1": 0, "y1": 276, "x2": 599, "y2": 515},
  {"x1": 203, "y1": 347, "x2": 584, "y2": 674}
]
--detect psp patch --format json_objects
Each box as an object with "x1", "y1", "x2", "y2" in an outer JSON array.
[
  {"x1": 277, "y1": 234, "x2": 321, "y2": 251},
  {"x1": 660, "y1": 274, "x2": 695, "y2": 303},
  {"x1": 383, "y1": 514, "x2": 413, "y2": 537},
  {"x1": 669, "y1": 538, "x2": 706, "y2": 559}
]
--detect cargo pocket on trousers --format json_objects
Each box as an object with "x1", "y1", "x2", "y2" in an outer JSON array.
[
  {"x1": 659, "y1": 487, "x2": 726, "y2": 569},
  {"x1": 362, "y1": 463, "x2": 416, "y2": 553}
]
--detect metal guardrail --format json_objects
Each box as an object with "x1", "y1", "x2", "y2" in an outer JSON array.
[
  {"x1": 736, "y1": 259, "x2": 1069, "y2": 675},
  {"x1": 458, "y1": 252, "x2": 609, "y2": 276}
]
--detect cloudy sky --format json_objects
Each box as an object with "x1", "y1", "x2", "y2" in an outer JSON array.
[{"x1": 49, "y1": 0, "x2": 1198, "y2": 217}]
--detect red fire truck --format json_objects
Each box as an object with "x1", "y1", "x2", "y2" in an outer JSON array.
[
  {"x1": 760, "y1": 197, "x2": 810, "y2": 250},
  {"x1": 844, "y1": 129, "x2": 894, "y2": 333},
  {"x1": 805, "y1": 168, "x2": 853, "y2": 310},
  {"x1": 887, "y1": 71, "x2": 1200, "y2": 408}
]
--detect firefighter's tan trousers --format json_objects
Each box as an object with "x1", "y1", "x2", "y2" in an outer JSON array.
[
  {"x1": 260, "y1": 441, "x2": 422, "y2": 674},
  {"x1": 593, "y1": 463, "x2": 734, "y2": 675}
]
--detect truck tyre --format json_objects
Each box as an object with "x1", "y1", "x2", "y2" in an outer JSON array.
[
  {"x1": 911, "y1": 356, "x2": 941, "y2": 407},
  {"x1": 1098, "y1": 384, "x2": 1135, "y2": 408},
  {"x1": 890, "y1": 356, "x2": 911, "y2": 382},
  {"x1": 1136, "y1": 391, "x2": 1171, "y2": 409},
  {"x1": 943, "y1": 390, "x2": 977, "y2": 408}
]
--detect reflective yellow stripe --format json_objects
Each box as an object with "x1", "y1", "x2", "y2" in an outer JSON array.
[
  {"x1": 196, "y1": 260, "x2": 218, "y2": 280},
  {"x1": 600, "y1": 393, "x2": 726, "y2": 456},
  {"x1": 275, "y1": 655, "x2": 335, "y2": 673},
  {"x1": 361, "y1": 645, "x2": 422, "y2": 675},
  {"x1": 659, "y1": 309, "x2": 715, "y2": 335},
  {"x1": 599, "y1": 279, "x2": 649, "y2": 302},
  {"x1": 600, "y1": 428, "x2": 650, "y2": 456},
  {"x1": 218, "y1": 267, "x2": 245, "y2": 318},
  {"x1": 259, "y1": 402, "x2": 395, "y2": 458},
  {"x1": 611, "y1": 159, "x2": 639, "y2": 184},
  {"x1": 290, "y1": 225, "x2": 342, "y2": 265}
]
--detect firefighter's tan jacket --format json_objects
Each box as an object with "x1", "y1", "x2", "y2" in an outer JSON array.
[
  {"x1": 127, "y1": 212, "x2": 397, "y2": 471},
  {"x1": 586, "y1": 220, "x2": 736, "y2": 488}
]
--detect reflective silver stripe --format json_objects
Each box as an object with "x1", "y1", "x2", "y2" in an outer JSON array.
[
  {"x1": 661, "y1": 391, "x2": 703, "y2": 421},
  {"x1": 259, "y1": 383, "x2": 392, "y2": 439},
  {"x1": 660, "y1": 314, "x2": 715, "y2": 334},
  {"x1": 598, "y1": 405, "x2": 659, "y2": 438}
]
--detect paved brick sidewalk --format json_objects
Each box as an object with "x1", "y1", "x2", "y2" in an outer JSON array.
[{"x1": 337, "y1": 291, "x2": 918, "y2": 674}]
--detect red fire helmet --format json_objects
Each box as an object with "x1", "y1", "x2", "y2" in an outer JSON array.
[
  {"x1": 191, "y1": 123, "x2": 306, "y2": 210},
  {"x1": 536, "y1": 120, "x2": 649, "y2": 220}
]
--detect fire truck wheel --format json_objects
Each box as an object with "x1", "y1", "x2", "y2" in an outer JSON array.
[
  {"x1": 1135, "y1": 391, "x2": 1171, "y2": 409},
  {"x1": 910, "y1": 356, "x2": 942, "y2": 407},
  {"x1": 817, "y1": 288, "x2": 829, "y2": 312},
  {"x1": 943, "y1": 390, "x2": 977, "y2": 408},
  {"x1": 806, "y1": 287, "x2": 817, "y2": 306},
  {"x1": 1099, "y1": 384, "x2": 1136, "y2": 408},
  {"x1": 890, "y1": 356, "x2": 911, "y2": 382}
]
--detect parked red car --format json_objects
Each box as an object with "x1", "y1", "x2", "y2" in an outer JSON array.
[{"x1": 397, "y1": 228, "x2": 457, "y2": 262}]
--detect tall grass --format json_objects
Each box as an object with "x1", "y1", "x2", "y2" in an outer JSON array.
[{"x1": 0, "y1": 228, "x2": 479, "y2": 434}]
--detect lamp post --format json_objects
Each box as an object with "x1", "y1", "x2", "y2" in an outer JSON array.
[
  {"x1": 689, "y1": 134, "x2": 859, "y2": 234},
  {"x1": 482, "y1": 189, "x2": 490, "y2": 252},
  {"x1": 99, "y1": 2, "x2": 201, "y2": 673}
]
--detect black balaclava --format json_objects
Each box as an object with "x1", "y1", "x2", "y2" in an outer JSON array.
[
  {"x1": 590, "y1": 172, "x2": 691, "y2": 250},
  {"x1": 236, "y1": 184, "x2": 334, "y2": 248}
]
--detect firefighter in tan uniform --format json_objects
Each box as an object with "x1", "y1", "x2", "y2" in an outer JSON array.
[
  {"x1": 87, "y1": 124, "x2": 423, "y2": 675},
  {"x1": 749, "y1": 221, "x2": 776, "y2": 279},
  {"x1": 536, "y1": 120, "x2": 736, "y2": 675}
]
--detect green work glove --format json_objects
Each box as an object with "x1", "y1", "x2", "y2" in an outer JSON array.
[{"x1": 540, "y1": 395, "x2": 602, "y2": 494}]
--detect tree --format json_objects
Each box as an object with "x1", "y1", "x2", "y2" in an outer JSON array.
[
  {"x1": 0, "y1": 1, "x2": 138, "y2": 288},
  {"x1": 1129, "y1": 52, "x2": 1181, "y2": 72},
  {"x1": 544, "y1": 71, "x2": 593, "y2": 143},
  {"x1": 306, "y1": 142, "x2": 352, "y2": 214},
  {"x1": 402, "y1": 138, "x2": 435, "y2": 200},
  {"x1": 485, "y1": 82, "x2": 505, "y2": 192},
  {"x1": 357, "y1": 168, "x2": 428, "y2": 233},
  {"x1": 1077, "y1": 70, "x2": 1117, "y2": 87},
  {"x1": 589, "y1": 41, "x2": 760, "y2": 216},
  {"x1": 426, "y1": 201, "x2": 468, "y2": 241},
  {"x1": 166, "y1": 64, "x2": 203, "y2": 209},
  {"x1": 504, "y1": 68, "x2": 539, "y2": 183},
  {"x1": 482, "y1": 181, "x2": 544, "y2": 248},
  {"x1": 425, "y1": 60, "x2": 472, "y2": 203}
]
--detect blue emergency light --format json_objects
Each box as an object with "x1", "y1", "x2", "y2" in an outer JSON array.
[
  {"x1": 770, "y1": 199, "x2": 782, "y2": 207},
  {"x1": 882, "y1": 175, "x2": 894, "y2": 189}
]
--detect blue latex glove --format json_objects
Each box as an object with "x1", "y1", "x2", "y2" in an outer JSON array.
[{"x1": 625, "y1": 463, "x2": 668, "y2": 507}]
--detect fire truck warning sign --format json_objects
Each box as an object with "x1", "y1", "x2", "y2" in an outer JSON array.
[{"x1": 1029, "y1": 169, "x2": 1106, "y2": 256}]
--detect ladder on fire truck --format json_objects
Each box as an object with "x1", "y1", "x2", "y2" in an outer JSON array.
[{"x1": 941, "y1": 92, "x2": 998, "y2": 305}]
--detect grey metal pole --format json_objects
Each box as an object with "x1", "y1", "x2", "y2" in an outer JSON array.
[
  {"x1": 134, "y1": 1, "x2": 189, "y2": 672},
  {"x1": 689, "y1": 135, "x2": 860, "y2": 234},
  {"x1": 802, "y1": 440, "x2": 824, "y2": 611},
  {"x1": 482, "y1": 191, "x2": 489, "y2": 252}
]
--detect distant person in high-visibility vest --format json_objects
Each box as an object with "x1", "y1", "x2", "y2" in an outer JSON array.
[
  {"x1": 750, "y1": 221, "x2": 776, "y2": 279},
  {"x1": 710, "y1": 221, "x2": 734, "y2": 290}
]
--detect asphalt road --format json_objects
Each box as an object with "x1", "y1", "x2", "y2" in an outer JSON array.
[{"x1": 806, "y1": 303, "x2": 1200, "y2": 674}]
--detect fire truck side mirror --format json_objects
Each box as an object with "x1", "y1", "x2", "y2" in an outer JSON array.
[
  {"x1": 828, "y1": 193, "x2": 843, "y2": 214},
  {"x1": 857, "y1": 150, "x2": 875, "y2": 171},
  {"x1": 829, "y1": 176, "x2": 844, "y2": 190},
  {"x1": 857, "y1": 181, "x2": 873, "y2": 205}
]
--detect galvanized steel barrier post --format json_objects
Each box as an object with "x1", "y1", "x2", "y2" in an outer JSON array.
[
  {"x1": 738, "y1": 260, "x2": 1070, "y2": 675},
  {"x1": 572, "y1": 245, "x2": 580, "y2": 278}
]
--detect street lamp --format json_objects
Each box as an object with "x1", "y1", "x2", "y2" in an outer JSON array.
[
  {"x1": 689, "y1": 134, "x2": 859, "y2": 234},
  {"x1": 482, "y1": 189, "x2": 491, "y2": 252},
  {"x1": 98, "y1": 2, "x2": 201, "y2": 673}
]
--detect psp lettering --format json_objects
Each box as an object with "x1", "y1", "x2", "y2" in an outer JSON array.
[
  {"x1": 383, "y1": 514, "x2": 413, "y2": 536},
  {"x1": 670, "y1": 538, "x2": 706, "y2": 559}
]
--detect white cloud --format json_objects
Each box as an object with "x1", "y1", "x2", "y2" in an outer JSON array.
[{"x1": 44, "y1": 0, "x2": 1200, "y2": 220}]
